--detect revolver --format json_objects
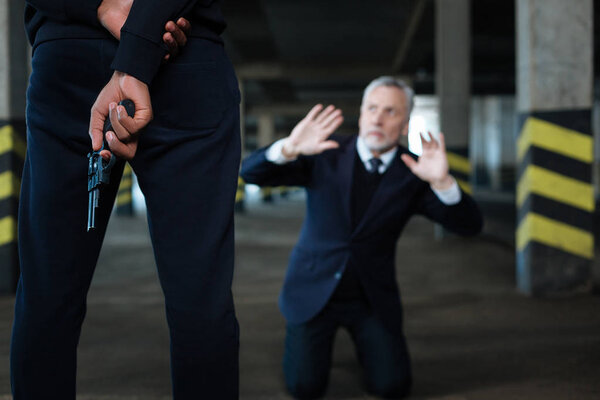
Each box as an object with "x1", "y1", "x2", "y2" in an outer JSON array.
[{"x1": 87, "y1": 99, "x2": 135, "y2": 231}]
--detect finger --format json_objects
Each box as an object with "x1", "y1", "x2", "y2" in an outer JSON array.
[
  {"x1": 165, "y1": 20, "x2": 176, "y2": 33},
  {"x1": 109, "y1": 103, "x2": 134, "y2": 143},
  {"x1": 177, "y1": 18, "x2": 192, "y2": 36},
  {"x1": 322, "y1": 115, "x2": 344, "y2": 135},
  {"x1": 304, "y1": 104, "x2": 323, "y2": 121},
  {"x1": 319, "y1": 108, "x2": 342, "y2": 130},
  {"x1": 400, "y1": 153, "x2": 418, "y2": 171},
  {"x1": 438, "y1": 132, "x2": 446, "y2": 151},
  {"x1": 118, "y1": 100, "x2": 153, "y2": 135},
  {"x1": 163, "y1": 32, "x2": 178, "y2": 57},
  {"x1": 420, "y1": 132, "x2": 431, "y2": 150},
  {"x1": 166, "y1": 20, "x2": 187, "y2": 48},
  {"x1": 316, "y1": 140, "x2": 340, "y2": 153},
  {"x1": 89, "y1": 104, "x2": 108, "y2": 151},
  {"x1": 428, "y1": 131, "x2": 439, "y2": 150},
  {"x1": 315, "y1": 105, "x2": 336, "y2": 124},
  {"x1": 99, "y1": 149, "x2": 112, "y2": 161},
  {"x1": 106, "y1": 131, "x2": 136, "y2": 160}
]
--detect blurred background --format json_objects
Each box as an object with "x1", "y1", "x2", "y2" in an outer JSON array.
[{"x1": 0, "y1": 0, "x2": 599, "y2": 399}]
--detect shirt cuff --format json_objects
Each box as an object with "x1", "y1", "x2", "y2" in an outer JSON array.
[
  {"x1": 431, "y1": 177, "x2": 462, "y2": 205},
  {"x1": 266, "y1": 139, "x2": 297, "y2": 164}
]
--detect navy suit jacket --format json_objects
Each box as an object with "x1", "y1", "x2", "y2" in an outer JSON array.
[{"x1": 240, "y1": 134, "x2": 483, "y2": 335}]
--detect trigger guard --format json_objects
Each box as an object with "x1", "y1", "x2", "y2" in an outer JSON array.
[{"x1": 102, "y1": 152, "x2": 117, "y2": 170}]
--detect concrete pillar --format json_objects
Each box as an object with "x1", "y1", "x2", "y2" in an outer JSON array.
[
  {"x1": 470, "y1": 96, "x2": 518, "y2": 191},
  {"x1": 482, "y1": 96, "x2": 517, "y2": 191},
  {"x1": 499, "y1": 97, "x2": 517, "y2": 191},
  {"x1": 257, "y1": 113, "x2": 276, "y2": 202},
  {"x1": 0, "y1": 0, "x2": 28, "y2": 294},
  {"x1": 436, "y1": 0, "x2": 472, "y2": 194},
  {"x1": 257, "y1": 113, "x2": 276, "y2": 148},
  {"x1": 470, "y1": 97, "x2": 487, "y2": 188},
  {"x1": 484, "y1": 97, "x2": 503, "y2": 191},
  {"x1": 592, "y1": 98, "x2": 600, "y2": 201},
  {"x1": 516, "y1": 0, "x2": 594, "y2": 295}
]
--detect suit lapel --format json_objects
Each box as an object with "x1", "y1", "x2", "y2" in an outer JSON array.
[
  {"x1": 338, "y1": 136, "x2": 358, "y2": 226},
  {"x1": 352, "y1": 148, "x2": 413, "y2": 237}
]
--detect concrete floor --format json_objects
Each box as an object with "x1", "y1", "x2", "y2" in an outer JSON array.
[{"x1": 1, "y1": 195, "x2": 599, "y2": 399}]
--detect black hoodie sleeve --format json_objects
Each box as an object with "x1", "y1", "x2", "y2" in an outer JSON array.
[
  {"x1": 111, "y1": 0, "x2": 202, "y2": 85},
  {"x1": 26, "y1": 0, "x2": 103, "y2": 27},
  {"x1": 27, "y1": 0, "x2": 207, "y2": 85}
]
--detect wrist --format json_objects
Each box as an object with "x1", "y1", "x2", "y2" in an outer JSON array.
[
  {"x1": 430, "y1": 174, "x2": 454, "y2": 191},
  {"x1": 114, "y1": 71, "x2": 148, "y2": 92},
  {"x1": 97, "y1": 1, "x2": 116, "y2": 24},
  {"x1": 97, "y1": 0, "x2": 132, "y2": 40},
  {"x1": 97, "y1": 6, "x2": 121, "y2": 39},
  {"x1": 281, "y1": 138, "x2": 299, "y2": 159},
  {"x1": 97, "y1": 1, "x2": 106, "y2": 19}
]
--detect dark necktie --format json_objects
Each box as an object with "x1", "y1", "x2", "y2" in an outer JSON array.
[{"x1": 367, "y1": 157, "x2": 383, "y2": 174}]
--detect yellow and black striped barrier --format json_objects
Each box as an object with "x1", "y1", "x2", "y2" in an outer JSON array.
[
  {"x1": 0, "y1": 122, "x2": 26, "y2": 294},
  {"x1": 262, "y1": 186, "x2": 299, "y2": 202},
  {"x1": 446, "y1": 147, "x2": 472, "y2": 194},
  {"x1": 278, "y1": 186, "x2": 290, "y2": 198},
  {"x1": 235, "y1": 176, "x2": 245, "y2": 213},
  {"x1": 516, "y1": 110, "x2": 593, "y2": 295},
  {"x1": 261, "y1": 187, "x2": 273, "y2": 203},
  {"x1": 115, "y1": 163, "x2": 134, "y2": 216}
]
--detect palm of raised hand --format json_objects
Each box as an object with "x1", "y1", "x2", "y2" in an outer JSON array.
[
  {"x1": 284, "y1": 104, "x2": 344, "y2": 157},
  {"x1": 401, "y1": 133, "x2": 450, "y2": 186}
]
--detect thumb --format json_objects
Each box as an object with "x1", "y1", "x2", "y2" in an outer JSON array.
[
  {"x1": 401, "y1": 154, "x2": 418, "y2": 171},
  {"x1": 316, "y1": 140, "x2": 340, "y2": 153}
]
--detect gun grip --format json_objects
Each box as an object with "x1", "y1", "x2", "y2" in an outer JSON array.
[{"x1": 101, "y1": 99, "x2": 136, "y2": 151}]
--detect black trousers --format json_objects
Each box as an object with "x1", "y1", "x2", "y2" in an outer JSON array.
[
  {"x1": 11, "y1": 38, "x2": 240, "y2": 399},
  {"x1": 283, "y1": 300, "x2": 412, "y2": 399}
]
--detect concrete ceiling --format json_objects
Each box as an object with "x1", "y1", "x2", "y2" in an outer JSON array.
[{"x1": 220, "y1": 0, "x2": 599, "y2": 140}]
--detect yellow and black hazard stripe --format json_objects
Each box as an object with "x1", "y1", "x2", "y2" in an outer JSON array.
[
  {"x1": 446, "y1": 146, "x2": 472, "y2": 194},
  {"x1": 115, "y1": 163, "x2": 134, "y2": 216},
  {"x1": 235, "y1": 176, "x2": 245, "y2": 213},
  {"x1": 278, "y1": 186, "x2": 301, "y2": 199},
  {"x1": 261, "y1": 186, "x2": 273, "y2": 203},
  {"x1": 516, "y1": 110, "x2": 593, "y2": 293},
  {"x1": 0, "y1": 121, "x2": 26, "y2": 293},
  {"x1": 278, "y1": 186, "x2": 290, "y2": 198}
]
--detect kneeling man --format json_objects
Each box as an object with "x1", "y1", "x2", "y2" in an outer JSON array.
[{"x1": 241, "y1": 76, "x2": 483, "y2": 399}]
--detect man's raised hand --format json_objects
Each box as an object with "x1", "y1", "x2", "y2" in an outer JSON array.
[
  {"x1": 282, "y1": 104, "x2": 344, "y2": 159},
  {"x1": 400, "y1": 132, "x2": 455, "y2": 190}
]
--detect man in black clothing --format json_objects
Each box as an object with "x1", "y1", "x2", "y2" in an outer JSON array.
[
  {"x1": 12, "y1": 1, "x2": 240, "y2": 399},
  {"x1": 241, "y1": 76, "x2": 482, "y2": 399}
]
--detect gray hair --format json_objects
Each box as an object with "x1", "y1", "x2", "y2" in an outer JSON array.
[{"x1": 361, "y1": 76, "x2": 415, "y2": 116}]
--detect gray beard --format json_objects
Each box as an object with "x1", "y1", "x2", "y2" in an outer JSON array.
[{"x1": 363, "y1": 136, "x2": 397, "y2": 154}]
